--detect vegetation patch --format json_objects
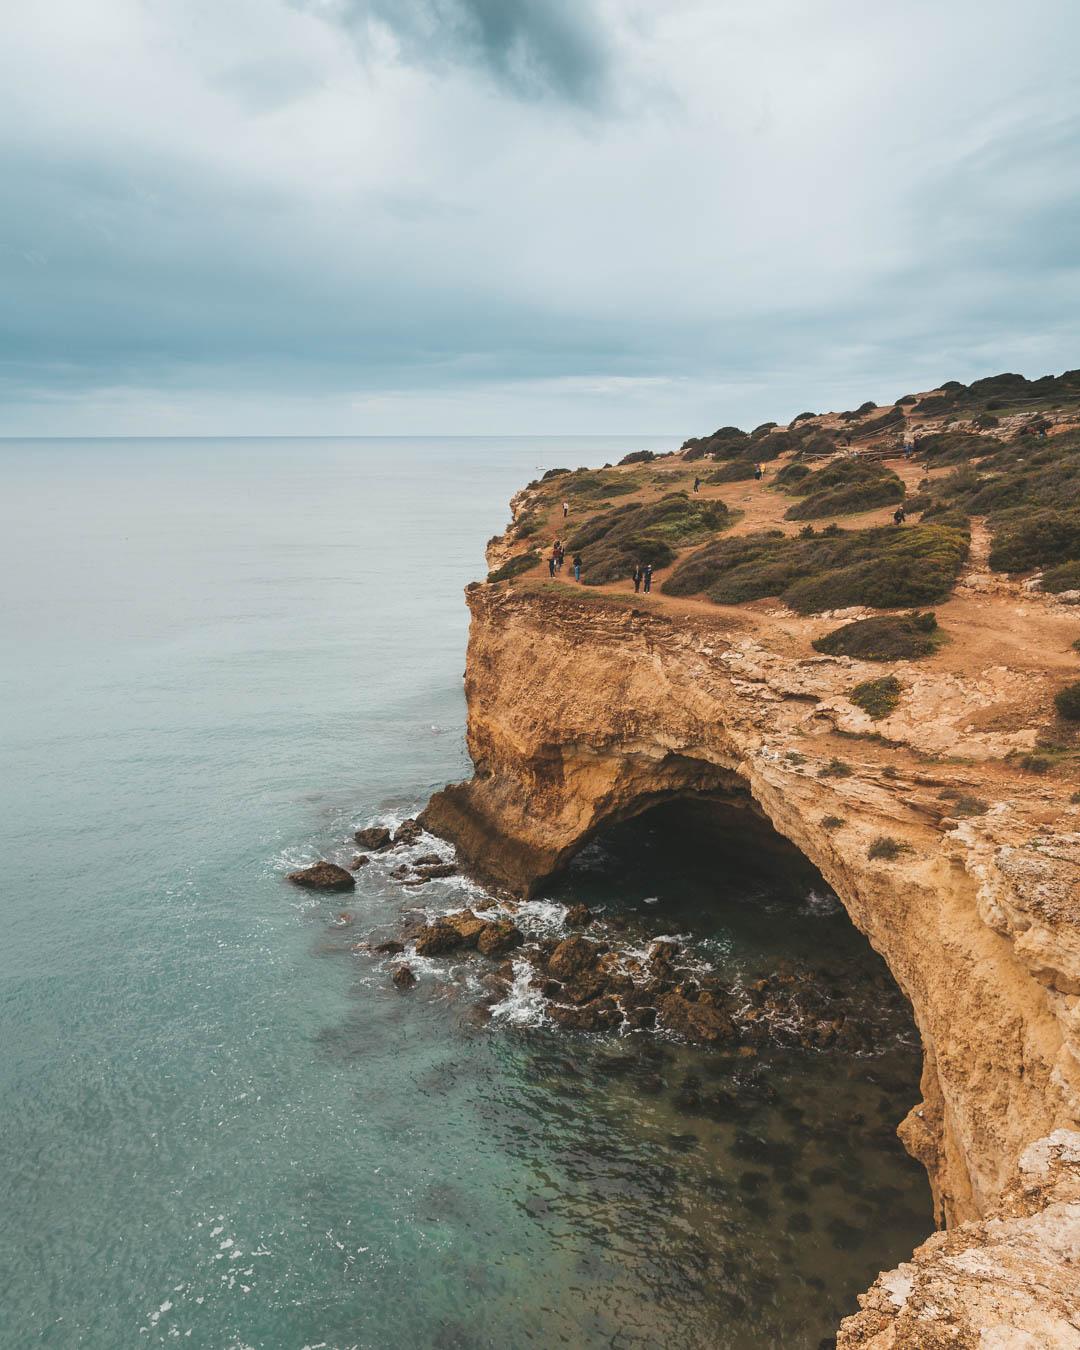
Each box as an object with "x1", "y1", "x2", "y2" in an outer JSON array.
[
  {"x1": 819, "y1": 759, "x2": 853, "y2": 778},
  {"x1": 783, "y1": 458, "x2": 905, "y2": 521},
  {"x1": 1042, "y1": 561, "x2": 1080, "y2": 593},
  {"x1": 663, "y1": 523, "x2": 968, "y2": 613},
  {"x1": 567, "y1": 492, "x2": 730, "y2": 586},
  {"x1": 939, "y1": 788, "x2": 989, "y2": 817},
  {"x1": 1054, "y1": 682, "x2": 1080, "y2": 722},
  {"x1": 812, "y1": 611, "x2": 941, "y2": 661},
  {"x1": 867, "y1": 836, "x2": 911, "y2": 861},
  {"x1": 706, "y1": 460, "x2": 757, "y2": 483},
  {"x1": 619, "y1": 450, "x2": 657, "y2": 465},
  {"x1": 487, "y1": 550, "x2": 540, "y2": 583},
  {"x1": 821, "y1": 815, "x2": 845, "y2": 830},
  {"x1": 849, "y1": 676, "x2": 902, "y2": 720}
]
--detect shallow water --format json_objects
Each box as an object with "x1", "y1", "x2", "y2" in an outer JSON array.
[{"x1": 0, "y1": 437, "x2": 929, "y2": 1348}]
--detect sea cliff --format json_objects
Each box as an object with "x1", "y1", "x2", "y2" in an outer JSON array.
[{"x1": 423, "y1": 384, "x2": 1080, "y2": 1344}]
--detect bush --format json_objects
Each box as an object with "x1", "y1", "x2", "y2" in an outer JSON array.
[
  {"x1": 1054, "y1": 682, "x2": 1080, "y2": 721},
  {"x1": 988, "y1": 509, "x2": 1080, "y2": 572},
  {"x1": 811, "y1": 612, "x2": 941, "y2": 660},
  {"x1": 774, "y1": 462, "x2": 812, "y2": 490},
  {"x1": 852, "y1": 405, "x2": 905, "y2": 439},
  {"x1": 895, "y1": 395, "x2": 917, "y2": 406},
  {"x1": 821, "y1": 815, "x2": 845, "y2": 830},
  {"x1": 790, "y1": 411, "x2": 817, "y2": 425},
  {"x1": 751, "y1": 422, "x2": 778, "y2": 438},
  {"x1": 664, "y1": 523, "x2": 968, "y2": 613},
  {"x1": 618, "y1": 450, "x2": 657, "y2": 465},
  {"x1": 819, "y1": 759, "x2": 853, "y2": 778},
  {"x1": 707, "y1": 460, "x2": 757, "y2": 483},
  {"x1": 568, "y1": 492, "x2": 730, "y2": 585},
  {"x1": 868, "y1": 836, "x2": 910, "y2": 861},
  {"x1": 939, "y1": 788, "x2": 988, "y2": 817},
  {"x1": 849, "y1": 676, "x2": 901, "y2": 719},
  {"x1": 541, "y1": 467, "x2": 571, "y2": 480},
  {"x1": 784, "y1": 476, "x2": 904, "y2": 520},
  {"x1": 973, "y1": 413, "x2": 1000, "y2": 430},
  {"x1": 1017, "y1": 754, "x2": 1052, "y2": 774},
  {"x1": 1042, "y1": 561, "x2": 1080, "y2": 593},
  {"x1": 487, "y1": 550, "x2": 539, "y2": 583}
]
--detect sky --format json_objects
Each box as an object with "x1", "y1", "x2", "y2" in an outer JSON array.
[{"x1": 3, "y1": 0, "x2": 1080, "y2": 437}]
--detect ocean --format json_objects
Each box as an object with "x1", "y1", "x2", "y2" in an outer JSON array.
[{"x1": 0, "y1": 436, "x2": 929, "y2": 1348}]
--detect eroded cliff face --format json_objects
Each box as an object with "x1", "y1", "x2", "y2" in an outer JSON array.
[{"x1": 422, "y1": 582, "x2": 1080, "y2": 1344}]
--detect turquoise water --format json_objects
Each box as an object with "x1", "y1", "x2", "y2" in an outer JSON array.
[{"x1": 0, "y1": 437, "x2": 930, "y2": 1348}]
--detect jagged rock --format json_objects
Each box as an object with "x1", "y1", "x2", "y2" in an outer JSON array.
[
  {"x1": 548, "y1": 997, "x2": 621, "y2": 1031},
  {"x1": 561, "y1": 971, "x2": 608, "y2": 1005},
  {"x1": 354, "y1": 826, "x2": 392, "y2": 851},
  {"x1": 443, "y1": 910, "x2": 488, "y2": 947},
  {"x1": 391, "y1": 965, "x2": 417, "y2": 990},
  {"x1": 413, "y1": 853, "x2": 443, "y2": 866},
  {"x1": 286, "y1": 861, "x2": 355, "y2": 892},
  {"x1": 413, "y1": 923, "x2": 463, "y2": 956},
  {"x1": 476, "y1": 919, "x2": 524, "y2": 957},
  {"x1": 564, "y1": 903, "x2": 594, "y2": 926},
  {"x1": 374, "y1": 940, "x2": 405, "y2": 955},
  {"x1": 547, "y1": 936, "x2": 601, "y2": 980},
  {"x1": 349, "y1": 854, "x2": 370, "y2": 870},
  {"x1": 393, "y1": 818, "x2": 423, "y2": 846},
  {"x1": 656, "y1": 991, "x2": 737, "y2": 1044},
  {"x1": 415, "y1": 863, "x2": 457, "y2": 880}
]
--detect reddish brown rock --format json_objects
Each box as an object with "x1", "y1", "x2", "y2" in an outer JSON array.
[
  {"x1": 374, "y1": 940, "x2": 405, "y2": 955},
  {"x1": 393, "y1": 818, "x2": 423, "y2": 846},
  {"x1": 354, "y1": 826, "x2": 392, "y2": 851},
  {"x1": 548, "y1": 997, "x2": 620, "y2": 1032},
  {"x1": 476, "y1": 919, "x2": 524, "y2": 957},
  {"x1": 349, "y1": 854, "x2": 371, "y2": 870},
  {"x1": 413, "y1": 923, "x2": 464, "y2": 957},
  {"x1": 286, "y1": 861, "x2": 355, "y2": 892},
  {"x1": 656, "y1": 991, "x2": 737, "y2": 1044},
  {"x1": 547, "y1": 936, "x2": 601, "y2": 981},
  {"x1": 392, "y1": 965, "x2": 417, "y2": 990},
  {"x1": 444, "y1": 910, "x2": 488, "y2": 947}
]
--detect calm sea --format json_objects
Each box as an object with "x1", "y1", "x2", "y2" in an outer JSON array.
[{"x1": 0, "y1": 437, "x2": 929, "y2": 1349}]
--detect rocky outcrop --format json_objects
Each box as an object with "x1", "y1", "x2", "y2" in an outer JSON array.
[
  {"x1": 286, "y1": 860, "x2": 355, "y2": 892},
  {"x1": 422, "y1": 581, "x2": 1080, "y2": 1341}
]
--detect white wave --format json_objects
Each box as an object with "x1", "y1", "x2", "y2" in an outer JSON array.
[
  {"x1": 801, "y1": 888, "x2": 841, "y2": 916},
  {"x1": 489, "y1": 960, "x2": 547, "y2": 1027}
]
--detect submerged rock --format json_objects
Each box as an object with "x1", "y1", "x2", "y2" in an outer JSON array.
[
  {"x1": 548, "y1": 997, "x2": 620, "y2": 1032},
  {"x1": 374, "y1": 939, "x2": 405, "y2": 955},
  {"x1": 286, "y1": 861, "x2": 355, "y2": 892},
  {"x1": 391, "y1": 965, "x2": 417, "y2": 990},
  {"x1": 349, "y1": 854, "x2": 370, "y2": 870},
  {"x1": 354, "y1": 826, "x2": 392, "y2": 851}
]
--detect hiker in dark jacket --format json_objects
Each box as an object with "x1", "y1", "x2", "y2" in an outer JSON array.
[
  {"x1": 893, "y1": 505, "x2": 906, "y2": 526},
  {"x1": 643, "y1": 562, "x2": 653, "y2": 593},
  {"x1": 693, "y1": 475, "x2": 701, "y2": 493},
  {"x1": 632, "y1": 563, "x2": 643, "y2": 593},
  {"x1": 548, "y1": 554, "x2": 557, "y2": 577},
  {"x1": 573, "y1": 554, "x2": 582, "y2": 582}
]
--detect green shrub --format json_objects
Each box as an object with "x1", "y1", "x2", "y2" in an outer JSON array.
[
  {"x1": 819, "y1": 759, "x2": 853, "y2": 778},
  {"x1": 849, "y1": 676, "x2": 902, "y2": 719},
  {"x1": 567, "y1": 492, "x2": 729, "y2": 585},
  {"x1": 917, "y1": 432, "x2": 997, "y2": 466},
  {"x1": 487, "y1": 550, "x2": 540, "y2": 583},
  {"x1": 664, "y1": 523, "x2": 967, "y2": 613},
  {"x1": 618, "y1": 450, "x2": 656, "y2": 465},
  {"x1": 784, "y1": 476, "x2": 904, "y2": 520},
  {"x1": 751, "y1": 422, "x2": 778, "y2": 438},
  {"x1": 1017, "y1": 754, "x2": 1052, "y2": 773},
  {"x1": 774, "y1": 461, "x2": 812, "y2": 490},
  {"x1": 939, "y1": 789, "x2": 988, "y2": 817},
  {"x1": 541, "y1": 467, "x2": 570, "y2": 480},
  {"x1": 895, "y1": 395, "x2": 917, "y2": 406},
  {"x1": 1072, "y1": 639, "x2": 1080, "y2": 654},
  {"x1": 821, "y1": 815, "x2": 845, "y2": 830},
  {"x1": 1042, "y1": 561, "x2": 1080, "y2": 593},
  {"x1": 868, "y1": 836, "x2": 910, "y2": 861},
  {"x1": 852, "y1": 405, "x2": 905, "y2": 438},
  {"x1": 790, "y1": 411, "x2": 817, "y2": 425},
  {"x1": 989, "y1": 508, "x2": 1080, "y2": 572},
  {"x1": 813, "y1": 613, "x2": 943, "y2": 660},
  {"x1": 706, "y1": 460, "x2": 757, "y2": 483},
  {"x1": 1054, "y1": 682, "x2": 1080, "y2": 721}
]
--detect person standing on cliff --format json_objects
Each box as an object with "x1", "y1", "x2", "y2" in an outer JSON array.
[
  {"x1": 573, "y1": 553, "x2": 582, "y2": 582},
  {"x1": 548, "y1": 553, "x2": 556, "y2": 577},
  {"x1": 643, "y1": 562, "x2": 653, "y2": 593},
  {"x1": 693, "y1": 475, "x2": 701, "y2": 493},
  {"x1": 632, "y1": 563, "x2": 643, "y2": 593},
  {"x1": 554, "y1": 540, "x2": 564, "y2": 571},
  {"x1": 562, "y1": 499, "x2": 569, "y2": 518}
]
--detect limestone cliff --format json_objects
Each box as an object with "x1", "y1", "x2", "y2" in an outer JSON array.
[{"x1": 422, "y1": 576, "x2": 1080, "y2": 1343}]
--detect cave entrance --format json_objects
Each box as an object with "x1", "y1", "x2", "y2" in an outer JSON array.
[{"x1": 534, "y1": 791, "x2": 934, "y2": 1338}]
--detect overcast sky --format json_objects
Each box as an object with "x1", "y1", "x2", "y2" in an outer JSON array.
[{"x1": 4, "y1": 0, "x2": 1080, "y2": 436}]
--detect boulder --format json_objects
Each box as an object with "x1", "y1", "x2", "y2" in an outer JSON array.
[
  {"x1": 476, "y1": 920, "x2": 525, "y2": 957},
  {"x1": 392, "y1": 965, "x2": 417, "y2": 990},
  {"x1": 354, "y1": 826, "x2": 392, "y2": 851},
  {"x1": 561, "y1": 971, "x2": 608, "y2": 1005},
  {"x1": 548, "y1": 937, "x2": 601, "y2": 981},
  {"x1": 286, "y1": 861, "x2": 355, "y2": 892},
  {"x1": 413, "y1": 853, "x2": 443, "y2": 867},
  {"x1": 374, "y1": 940, "x2": 405, "y2": 955},
  {"x1": 564, "y1": 903, "x2": 594, "y2": 926},
  {"x1": 444, "y1": 910, "x2": 488, "y2": 947},
  {"x1": 415, "y1": 863, "x2": 457, "y2": 880},
  {"x1": 657, "y1": 992, "x2": 737, "y2": 1045},
  {"x1": 393, "y1": 818, "x2": 423, "y2": 846},
  {"x1": 349, "y1": 854, "x2": 370, "y2": 870},
  {"x1": 413, "y1": 923, "x2": 464, "y2": 957}
]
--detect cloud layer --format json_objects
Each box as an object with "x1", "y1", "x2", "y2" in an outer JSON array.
[{"x1": 3, "y1": 0, "x2": 1080, "y2": 435}]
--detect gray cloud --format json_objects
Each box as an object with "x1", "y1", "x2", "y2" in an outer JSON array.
[{"x1": 305, "y1": 0, "x2": 610, "y2": 103}]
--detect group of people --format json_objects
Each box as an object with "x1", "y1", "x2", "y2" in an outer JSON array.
[
  {"x1": 548, "y1": 539, "x2": 583, "y2": 581},
  {"x1": 632, "y1": 562, "x2": 654, "y2": 593}
]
